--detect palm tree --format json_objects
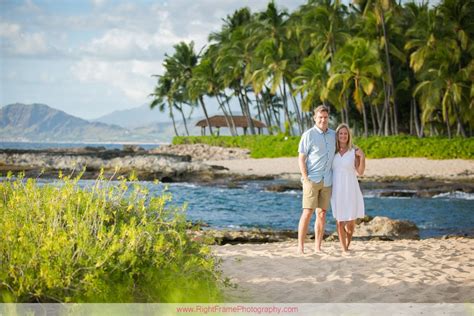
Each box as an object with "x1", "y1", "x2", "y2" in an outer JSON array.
[
  {"x1": 189, "y1": 52, "x2": 238, "y2": 136},
  {"x1": 406, "y1": 0, "x2": 472, "y2": 137},
  {"x1": 245, "y1": 1, "x2": 298, "y2": 134},
  {"x1": 149, "y1": 75, "x2": 179, "y2": 136},
  {"x1": 292, "y1": 52, "x2": 331, "y2": 112},
  {"x1": 212, "y1": 8, "x2": 258, "y2": 135},
  {"x1": 291, "y1": 0, "x2": 350, "y2": 128},
  {"x1": 164, "y1": 41, "x2": 214, "y2": 135},
  {"x1": 328, "y1": 37, "x2": 383, "y2": 137},
  {"x1": 353, "y1": 0, "x2": 401, "y2": 134}
]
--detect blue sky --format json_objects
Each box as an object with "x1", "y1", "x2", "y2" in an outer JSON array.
[{"x1": 0, "y1": 0, "x2": 304, "y2": 119}]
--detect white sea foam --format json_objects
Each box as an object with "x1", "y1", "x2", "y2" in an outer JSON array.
[
  {"x1": 170, "y1": 182, "x2": 198, "y2": 188},
  {"x1": 433, "y1": 191, "x2": 474, "y2": 200}
]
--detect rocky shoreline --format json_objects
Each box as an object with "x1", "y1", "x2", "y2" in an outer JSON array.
[
  {"x1": 264, "y1": 178, "x2": 474, "y2": 198},
  {"x1": 1, "y1": 144, "x2": 473, "y2": 194},
  {"x1": 0, "y1": 146, "x2": 229, "y2": 182},
  {"x1": 189, "y1": 216, "x2": 473, "y2": 245}
]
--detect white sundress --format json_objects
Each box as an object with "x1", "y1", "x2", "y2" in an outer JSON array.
[{"x1": 330, "y1": 148, "x2": 365, "y2": 221}]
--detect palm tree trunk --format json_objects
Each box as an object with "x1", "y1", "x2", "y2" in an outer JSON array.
[
  {"x1": 362, "y1": 102, "x2": 368, "y2": 137},
  {"x1": 177, "y1": 103, "x2": 189, "y2": 136},
  {"x1": 168, "y1": 102, "x2": 179, "y2": 136},
  {"x1": 199, "y1": 96, "x2": 213, "y2": 135},
  {"x1": 374, "y1": 103, "x2": 384, "y2": 135},
  {"x1": 370, "y1": 103, "x2": 377, "y2": 136},
  {"x1": 224, "y1": 94, "x2": 239, "y2": 136},
  {"x1": 380, "y1": 9, "x2": 398, "y2": 134},
  {"x1": 454, "y1": 104, "x2": 466, "y2": 137},
  {"x1": 215, "y1": 95, "x2": 234, "y2": 136},
  {"x1": 217, "y1": 94, "x2": 237, "y2": 136},
  {"x1": 287, "y1": 82, "x2": 303, "y2": 135},
  {"x1": 242, "y1": 88, "x2": 256, "y2": 135},
  {"x1": 278, "y1": 84, "x2": 292, "y2": 136},
  {"x1": 445, "y1": 115, "x2": 452, "y2": 139},
  {"x1": 257, "y1": 93, "x2": 273, "y2": 135},
  {"x1": 382, "y1": 80, "x2": 390, "y2": 136},
  {"x1": 344, "y1": 93, "x2": 350, "y2": 125}
]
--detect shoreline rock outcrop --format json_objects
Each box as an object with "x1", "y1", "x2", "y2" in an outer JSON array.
[
  {"x1": 0, "y1": 147, "x2": 222, "y2": 182},
  {"x1": 189, "y1": 216, "x2": 423, "y2": 245}
]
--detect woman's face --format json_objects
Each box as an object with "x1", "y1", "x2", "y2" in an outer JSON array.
[{"x1": 338, "y1": 127, "x2": 349, "y2": 145}]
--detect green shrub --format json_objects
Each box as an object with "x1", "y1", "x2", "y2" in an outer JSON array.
[
  {"x1": 173, "y1": 135, "x2": 473, "y2": 159},
  {"x1": 173, "y1": 135, "x2": 300, "y2": 158},
  {"x1": 0, "y1": 171, "x2": 223, "y2": 303}
]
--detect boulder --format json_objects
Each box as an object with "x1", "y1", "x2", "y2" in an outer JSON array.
[{"x1": 354, "y1": 216, "x2": 419, "y2": 240}]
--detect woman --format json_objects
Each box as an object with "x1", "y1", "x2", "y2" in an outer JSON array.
[{"x1": 331, "y1": 124, "x2": 366, "y2": 252}]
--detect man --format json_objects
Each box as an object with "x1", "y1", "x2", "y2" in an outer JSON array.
[{"x1": 297, "y1": 105, "x2": 336, "y2": 254}]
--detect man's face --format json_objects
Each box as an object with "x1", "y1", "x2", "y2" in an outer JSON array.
[{"x1": 314, "y1": 111, "x2": 329, "y2": 131}]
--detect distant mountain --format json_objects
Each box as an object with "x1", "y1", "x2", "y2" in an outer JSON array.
[
  {"x1": 0, "y1": 103, "x2": 157, "y2": 142},
  {"x1": 92, "y1": 103, "x2": 167, "y2": 129}
]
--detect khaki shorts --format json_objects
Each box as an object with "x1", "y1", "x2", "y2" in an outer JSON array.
[{"x1": 302, "y1": 179, "x2": 331, "y2": 211}]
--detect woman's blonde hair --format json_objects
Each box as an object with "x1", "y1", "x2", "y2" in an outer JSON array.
[{"x1": 335, "y1": 123, "x2": 354, "y2": 152}]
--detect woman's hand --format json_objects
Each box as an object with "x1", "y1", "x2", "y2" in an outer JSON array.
[{"x1": 355, "y1": 148, "x2": 365, "y2": 159}]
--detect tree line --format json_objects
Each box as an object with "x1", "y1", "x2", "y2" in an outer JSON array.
[{"x1": 150, "y1": 0, "x2": 473, "y2": 138}]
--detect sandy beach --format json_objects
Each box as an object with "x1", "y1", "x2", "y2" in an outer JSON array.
[
  {"x1": 205, "y1": 157, "x2": 474, "y2": 181},
  {"x1": 214, "y1": 238, "x2": 474, "y2": 303},
  {"x1": 206, "y1": 155, "x2": 474, "y2": 303}
]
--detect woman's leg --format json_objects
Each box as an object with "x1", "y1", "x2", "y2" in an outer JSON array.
[
  {"x1": 336, "y1": 221, "x2": 348, "y2": 252},
  {"x1": 344, "y1": 220, "x2": 355, "y2": 249}
]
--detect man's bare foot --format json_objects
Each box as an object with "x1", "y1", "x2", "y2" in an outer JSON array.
[
  {"x1": 297, "y1": 247, "x2": 305, "y2": 255},
  {"x1": 314, "y1": 247, "x2": 322, "y2": 253}
]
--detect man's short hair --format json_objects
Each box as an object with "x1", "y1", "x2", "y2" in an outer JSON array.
[{"x1": 313, "y1": 105, "x2": 329, "y2": 115}]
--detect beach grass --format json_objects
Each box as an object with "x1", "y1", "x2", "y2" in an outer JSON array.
[
  {"x1": 0, "y1": 171, "x2": 223, "y2": 303},
  {"x1": 173, "y1": 135, "x2": 473, "y2": 159}
]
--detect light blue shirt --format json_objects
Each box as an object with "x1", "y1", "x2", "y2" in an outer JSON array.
[{"x1": 298, "y1": 126, "x2": 336, "y2": 187}]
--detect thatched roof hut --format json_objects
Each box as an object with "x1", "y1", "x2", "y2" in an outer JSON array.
[{"x1": 196, "y1": 115, "x2": 266, "y2": 135}]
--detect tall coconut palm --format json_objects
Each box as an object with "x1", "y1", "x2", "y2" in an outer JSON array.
[
  {"x1": 164, "y1": 41, "x2": 213, "y2": 135},
  {"x1": 246, "y1": 1, "x2": 299, "y2": 134},
  {"x1": 328, "y1": 37, "x2": 383, "y2": 137},
  {"x1": 149, "y1": 75, "x2": 179, "y2": 136},
  {"x1": 294, "y1": 0, "x2": 350, "y2": 124},
  {"x1": 213, "y1": 8, "x2": 258, "y2": 135},
  {"x1": 189, "y1": 51, "x2": 238, "y2": 136},
  {"x1": 353, "y1": 0, "x2": 401, "y2": 134},
  {"x1": 292, "y1": 52, "x2": 331, "y2": 112}
]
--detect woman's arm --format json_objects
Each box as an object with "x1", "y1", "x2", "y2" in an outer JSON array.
[{"x1": 354, "y1": 148, "x2": 366, "y2": 176}]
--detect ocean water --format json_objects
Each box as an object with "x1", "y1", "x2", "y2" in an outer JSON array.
[
  {"x1": 2, "y1": 141, "x2": 473, "y2": 238},
  {"x1": 127, "y1": 180, "x2": 472, "y2": 239},
  {"x1": 0, "y1": 141, "x2": 162, "y2": 150}
]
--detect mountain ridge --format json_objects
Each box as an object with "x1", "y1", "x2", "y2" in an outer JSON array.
[{"x1": 0, "y1": 103, "x2": 166, "y2": 142}]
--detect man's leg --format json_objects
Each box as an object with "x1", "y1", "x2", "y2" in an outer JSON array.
[
  {"x1": 315, "y1": 184, "x2": 331, "y2": 252},
  {"x1": 297, "y1": 208, "x2": 314, "y2": 254},
  {"x1": 314, "y1": 208, "x2": 326, "y2": 252}
]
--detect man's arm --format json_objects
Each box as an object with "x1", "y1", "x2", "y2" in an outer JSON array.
[{"x1": 298, "y1": 153, "x2": 308, "y2": 181}]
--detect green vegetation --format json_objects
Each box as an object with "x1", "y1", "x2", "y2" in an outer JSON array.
[
  {"x1": 173, "y1": 135, "x2": 474, "y2": 159},
  {"x1": 151, "y1": 0, "x2": 473, "y2": 139},
  {"x1": 0, "y1": 172, "x2": 222, "y2": 303}
]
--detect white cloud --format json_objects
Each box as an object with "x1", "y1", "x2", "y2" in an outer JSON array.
[
  {"x1": 18, "y1": 0, "x2": 42, "y2": 14},
  {"x1": 0, "y1": 22, "x2": 21, "y2": 38},
  {"x1": 2, "y1": 0, "x2": 307, "y2": 117},
  {"x1": 91, "y1": 0, "x2": 107, "y2": 8},
  {"x1": 71, "y1": 58, "x2": 163, "y2": 102},
  {"x1": 0, "y1": 22, "x2": 52, "y2": 56}
]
